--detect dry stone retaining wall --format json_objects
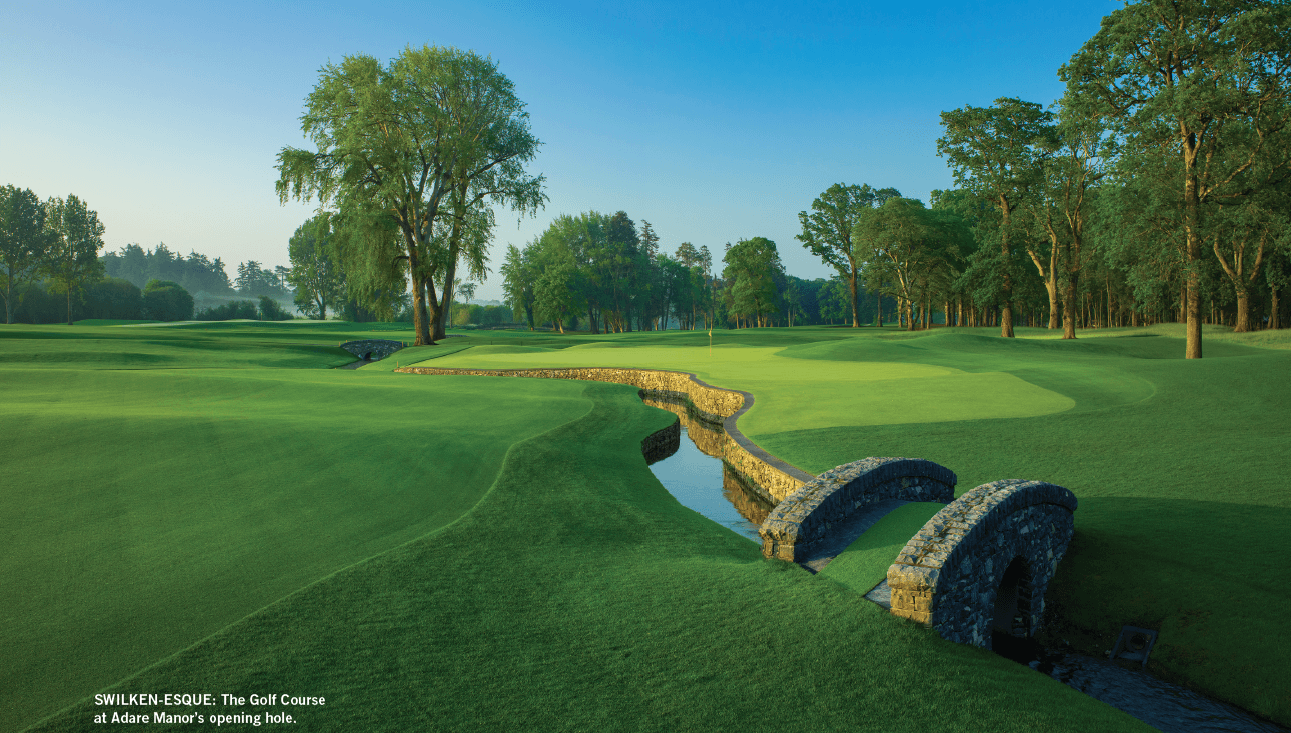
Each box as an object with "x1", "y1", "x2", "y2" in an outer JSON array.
[
  {"x1": 640, "y1": 417, "x2": 680, "y2": 464},
  {"x1": 759, "y1": 458, "x2": 957, "y2": 562},
  {"x1": 887, "y1": 479, "x2": 1077, "y2": 649},
  {"x1": 397, "y1": 366, "x2": 814, "y2": 501}
]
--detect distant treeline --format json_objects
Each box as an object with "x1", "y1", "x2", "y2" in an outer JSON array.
[
  {"x1": 4, "y1": 276, "x2": 301, "y2": 324},
  {"x1": 498, "y1": 210, "x2": 898, "y2": 333}
]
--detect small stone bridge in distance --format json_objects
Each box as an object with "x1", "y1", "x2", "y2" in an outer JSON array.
[
  {"x1": 761, "y1": 457, "x2": 1077, "y2": 651},
  {"x1": 339, "y1": 339, "x2": 404, "y2": 362}
]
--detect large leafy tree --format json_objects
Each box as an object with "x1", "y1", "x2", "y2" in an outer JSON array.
[
  {"x1": 723, "y1": 237, "x2": 784, "y2": 328},
  {"x1": 1062, "y1": 0, "x2": 1291, "y2": 355},
  {"x1": 1038, "y1": 98, "x2": 1115, "y2": 338},
  {"x1": 797, "y1": 183, "x2": 900, "y2": 327},
  {"x1": 501, "y1": 243, "x2": 537, "y2": 329},
  {"x1": 277, "y1": 45, "x2": 544, "y2": 345},
  {"x1": 939, "y1": 97, "x2": 1055, "y2": 338},
  {"x1": 44, "y1": 194, "x2": 105, "y2": 325},
  {"x1": 855, "y1": 198, "x2": 967, "y2": 331},
  {"x1": 287, "y1": 214, "x2": 345, "y2": 320},
  {"x1": 0, "y1": 185, "x2": 53, "y2": 324}
]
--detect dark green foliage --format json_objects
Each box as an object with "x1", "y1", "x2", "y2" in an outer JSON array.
[
  {"x1": 257, "y1": 295, "x2": 293, "y2": 321},
  {"x1": 80, "y1": 278, "x2": 142, "y2": 320},
  {"x1": 235, "y1": 260, "x2": 289, "y2": 298},
  {"x1": 141, "y1": 279, "x2": 194, "y2": 321},
  {"x1": 102, "y1": 243, "x2": 234, "y2": 295},
  {"x1": 4, "y1": 279, "x2": 142, "y2": 323},
  {"x1": 287, "y1": 215, "x2": 343, "y2": 319},
  {"x1": 194, "y1": 300, "x2": 258, "y2": 321}
]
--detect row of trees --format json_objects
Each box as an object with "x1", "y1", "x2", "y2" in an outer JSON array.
[
  {"x1": 842, "y1": 0, "x2": 1291, "y2": 360},
  {"x1": 2, "y1": 182, "x2": 302, "y2": 324},
  {"x1": 791, "y1": 1, "x2": 1291, "y2": 359},
  {"x1": 499, "y1": 207, "x2": 908, "y2": 332},
  {"x1": 500, "y1": 212, "x2": 711, "y2": 332},
  {"x1": 102, "y1": 244, "x2": 291, "y2": 299}
]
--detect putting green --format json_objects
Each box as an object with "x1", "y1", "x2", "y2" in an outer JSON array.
[{"x1": 421, "y1": 344, "x2": 1076, "y2": 434}]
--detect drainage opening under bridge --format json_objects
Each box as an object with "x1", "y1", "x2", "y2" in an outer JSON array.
[{"x1": 641, "y1": 394, "x2": 772, "y2": 543}]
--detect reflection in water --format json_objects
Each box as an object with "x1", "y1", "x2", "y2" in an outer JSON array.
[{"x1": 642, "y1": 393, "x2": 774, "y2": 543}]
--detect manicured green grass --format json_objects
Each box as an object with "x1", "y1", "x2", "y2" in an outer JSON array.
[
  {"x1": 374, "y1": 324, "x2": 1291, "y2": 724},
  {"x1": 24, "y1": 379, "x2": 1150, "y2": 733},
  {"x1": 7, "y1": 321, "x2": 1286, "y2": 730},
  {"x1": 818, "y1": 502, "x2": 949, "y2": 595},
  {"x1": 426, "y1": 342, "x2": 1076, "y2": 439},
  {"x1": 0, "y1": 326, "x2": 594, "y2": 732}
]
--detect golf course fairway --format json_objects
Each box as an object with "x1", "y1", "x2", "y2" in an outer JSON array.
[{"x1": 5, "y1": 321, "x2": 1288, "y2": 731}]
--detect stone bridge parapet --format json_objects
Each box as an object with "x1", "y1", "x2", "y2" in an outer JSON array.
[
  {"x1": 759, "y1": 458, "x2": 957, "y2": 562},
  {"x1": 340, "y1": 339, "x2": 404, "y2": 361},
  {"x1": 887, "y1": 479, "x2": 1077, "y2": 649}
]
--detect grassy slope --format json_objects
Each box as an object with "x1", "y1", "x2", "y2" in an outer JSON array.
[
  {"x1": 403, "y1": 324, "x2": 1291, "y2": 725},
  {"x1": 0, "y1": 326, "x2": 591, "y2": 732},
  {"x1": 29, "y1": 380, "x2": 1149, "y2": 733}
]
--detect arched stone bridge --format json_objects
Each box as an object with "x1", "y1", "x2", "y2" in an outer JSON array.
[
  {"x1": 886, "y1": 479, "x2": 1077, "y2": 649},
  {"x1": 761, "y1": 458, "x2": 1076, "y2": 650},
  {"x1": 340, "y1": 339, "x2": 404, "y2": 362}
]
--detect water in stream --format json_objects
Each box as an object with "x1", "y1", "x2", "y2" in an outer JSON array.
[{"x1": 641, "y1": 394, "x2": 771, "y2": 543}]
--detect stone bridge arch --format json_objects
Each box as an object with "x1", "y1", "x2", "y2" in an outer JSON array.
[
  {"x1": 760, "y1": 457, "x2": 957, "y2": 562},
  {"x1": 886, "y1": 480, "x2": 1077, "y2": 649}
]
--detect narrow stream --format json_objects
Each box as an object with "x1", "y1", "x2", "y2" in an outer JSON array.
[{"x1": 641, "y1": 394, "x2": 771, "y2": 543}]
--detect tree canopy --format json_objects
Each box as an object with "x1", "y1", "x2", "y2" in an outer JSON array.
[{"x1": 277, "y1": 45, "x2": 544, "y2": 345}]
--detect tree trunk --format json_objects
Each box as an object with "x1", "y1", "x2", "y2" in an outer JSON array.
[
  {"x1": 1272, "y1": 289, "x2": 1280, "y2": 330},
  {"x1": 421, "y1": 274, "x2": 440, "y2": 345},
  {"x1": 5, "y1": 270, "x2": 13, "y2": 324},
  {"x1": 406, "y1": 247, "x2": 431, "y2": 345},
  {"x1": 1235, "y1": 293, "x2": 1251, "y2": 333},
  {"x1": 434, "y1": 259, "x2": 458, "y2": 341},
  {"x1": 999, "y1": 195, "x2": 1015, "y2": 338},
  {"x1": 849, "y1": 265, "x2": 860, "y2": 327}
]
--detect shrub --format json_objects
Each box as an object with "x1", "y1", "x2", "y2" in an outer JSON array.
[
  {"x1": 195, "y1": 300, "x2": 258, "y2": 321},
  {"x1": 82, "y1": 278, "x2": 143, "y2": 320},
  {"x1": 257, "y1": 296, "x2": 294, "y2": 321},
  {"x1": 142, "y1": 280, "x2": 194, "y2": 321}
]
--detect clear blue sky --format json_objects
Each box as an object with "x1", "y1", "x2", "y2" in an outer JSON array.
[{"x1": 1, "y1": 0, "x2": 1115, "y2": 301}]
